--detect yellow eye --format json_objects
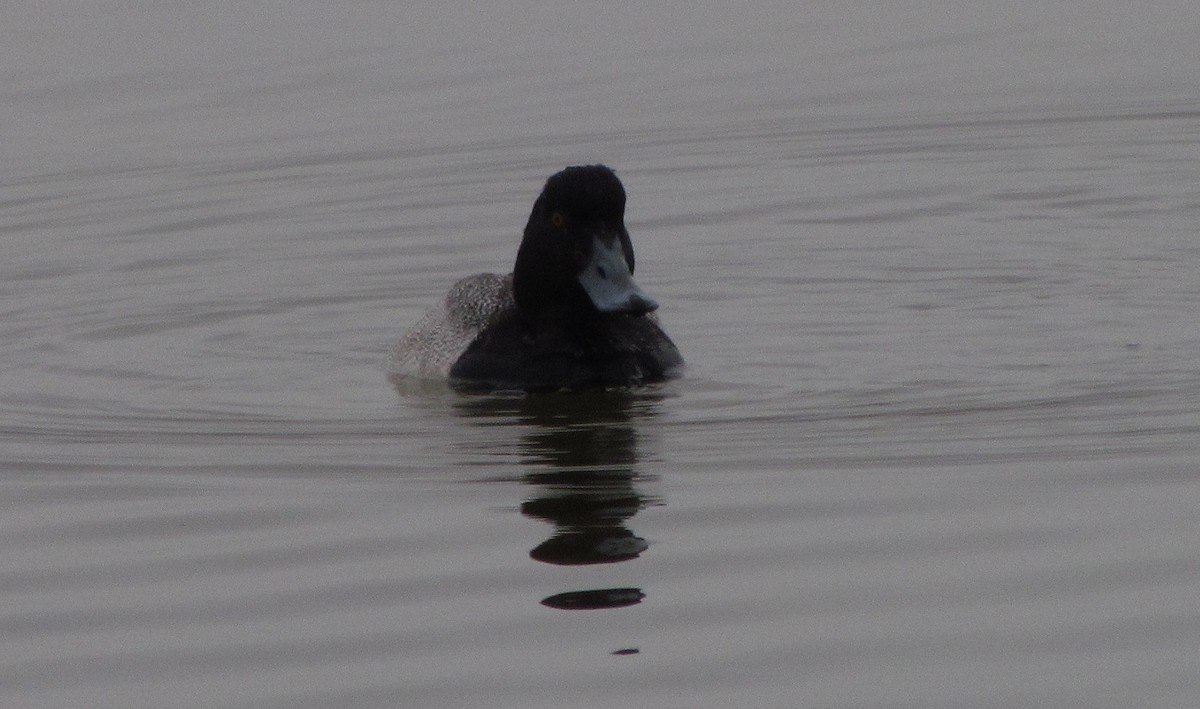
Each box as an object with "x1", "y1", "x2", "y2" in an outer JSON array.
[{"x1": 550, "y1": 211, "x2": 564, "y2": 227}]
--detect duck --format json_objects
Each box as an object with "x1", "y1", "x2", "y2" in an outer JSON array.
[{"x1": 389, "y1": 164, "x2": 683, "y2": 392}]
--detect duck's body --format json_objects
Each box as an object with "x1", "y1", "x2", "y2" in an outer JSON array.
[{"x1": 390, "y1": 165, "x2": 683, "y2": 392}]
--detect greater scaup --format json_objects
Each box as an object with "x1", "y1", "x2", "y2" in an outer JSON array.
[{"x1": 389, "y1": 165, "x2": 683, "y2": 392}]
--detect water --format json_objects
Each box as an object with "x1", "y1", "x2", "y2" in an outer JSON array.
[{"x1": 3, "y1": 2, "x2": 1200, "y2": 707}]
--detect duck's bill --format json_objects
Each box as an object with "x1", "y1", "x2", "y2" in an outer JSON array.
[{"x1": 577, "y1": 235, "x2": 659, "y2": 315}]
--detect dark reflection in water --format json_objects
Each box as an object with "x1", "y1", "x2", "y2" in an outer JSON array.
[
  {"x1": 541, "y1": 588, "x2": 646, "y2": 611},
  {"x1": 453, "y1": 389, "x2": 667, "y2": 610}
]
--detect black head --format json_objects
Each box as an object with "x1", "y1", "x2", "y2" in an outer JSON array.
[{"x1": 513, "y1": 165, "x2": 657, "y2": 327}]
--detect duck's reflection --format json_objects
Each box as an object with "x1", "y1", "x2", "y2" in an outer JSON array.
[{"x1": 454, "y1": 388, "x2": 666, "y2": 610}]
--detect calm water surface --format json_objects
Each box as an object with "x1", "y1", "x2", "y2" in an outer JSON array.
[{"x1": 3, "y1": 2, "x2": 1200, "y2": 707}]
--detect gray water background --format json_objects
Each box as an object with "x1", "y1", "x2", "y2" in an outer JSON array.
[{"x1": 3, "y1": 2, "x2": 1200, "y2": 707}]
